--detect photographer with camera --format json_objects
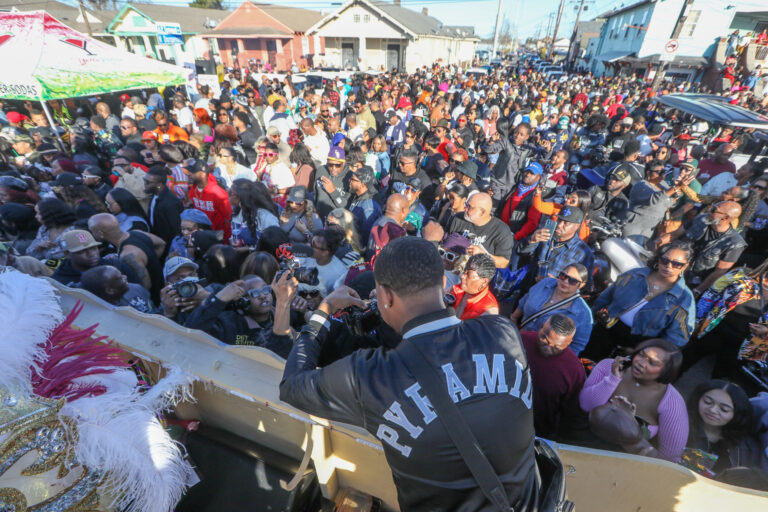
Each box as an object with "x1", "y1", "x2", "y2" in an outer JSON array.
[
  {"x1": 183, "y1": 272, "x2": 295, "y2": 357},
  {"x1": 280, "y1": 237, "x2": 539, "y2": 511},
  {"x1": 159, "y1": 256, "x2": 212, "y2": 323}
]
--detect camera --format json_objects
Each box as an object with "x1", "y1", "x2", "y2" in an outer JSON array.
[
  {"x1": 172, "y1": 277, "x2": 206, "y2": 299},
  {"x1": 275, "y1": 244, "x2": 319, "y2": 286},
  {"x1": 339, "y1": 299, "x2": 381, "y2": 337}
]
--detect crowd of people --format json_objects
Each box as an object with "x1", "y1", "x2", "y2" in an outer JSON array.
[{"x1": 2, "y1": 54, "x2": 768, "y2": 498}]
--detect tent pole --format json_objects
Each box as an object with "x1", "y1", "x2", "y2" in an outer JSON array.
[{"x1": 39, "y1": 96, "x2": 67, "y2": 153}]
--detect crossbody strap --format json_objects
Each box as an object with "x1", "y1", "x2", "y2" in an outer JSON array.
[
  {"x1": 519, "y1": 293, "x2": 580, "y2": 330},
  {"x1": 398, "y1": 340, "x2": 514, "y2": 512}
]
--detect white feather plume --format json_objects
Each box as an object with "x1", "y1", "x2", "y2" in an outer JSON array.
[
  {"x1": 61, "y1": 365, "x2": 198, "y2": 512},
  {"x1": 0, "y1": 269, "x2": 62, "y2": 392}
]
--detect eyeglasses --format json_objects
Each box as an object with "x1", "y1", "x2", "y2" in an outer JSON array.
[
  {"x1": 156, "y1": 122, "x2": 168, "y2": 127},
  {"x1": 405, "y1": 134, "x2": 415, "y2": 139},
  {"x1": 299, "y1": 290, "x2": 321, "y2": 298},
  {"x1": 264, "y1": 152, "x2": 278, "y2": 157},
  {"x1": 659, "y1": 256, "x2": 687, "y2": 269},
  {"x1": 327, "y1": 162, "x2": 343, "y2": 168},
  {"x1": 399, "y1": 159, "x2": 415, "y2": 166},
  {"x1": 120, "y1": 125, "x2": 132, "y2": 130},
  {"x1": 438, "y1": 247, "x2": 459, "y2": 262},
  {"x1": 558, "y1": 271, "x2": 582, "y2": 286},
  {"x1": 450, "y1": 159, "x2": 463, "y2": 165}
]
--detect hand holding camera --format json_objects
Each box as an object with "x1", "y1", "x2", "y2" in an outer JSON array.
[
  {"x1": 319, "y1": 286, "x2": 367, "y2": 315},
  {"x1": 216, "y1": 280, "x2": 247, "y2": 303}
]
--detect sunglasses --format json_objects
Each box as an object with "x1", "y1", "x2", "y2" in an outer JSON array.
[
  {"x1": 327, "y1": 162, "x2": 343, "y2": 168},
  {"x1": 752, "y1": 184, "x2": 767, "y2": 190},
  {"x1": 299, "y1": 290, "x2": 321, "y2": 298},
  {"x1": 659, "y1": 256, "x2": 687, "y2": 269},
  {"x1": 156, "y1": 122, "x2": 168, "y2": 127},
  {"x1": 120, "y1": 125, "x2": 132, "y2": 130},
  {"x1": 246, "y1": 286, "x2": 272, "y2": 298},
  {"x1": 558, "y1": 271, "x2": 582, "y2": 286},
  {"x1": 438, "y1": 247, "x2": 459, "y2": 262}
]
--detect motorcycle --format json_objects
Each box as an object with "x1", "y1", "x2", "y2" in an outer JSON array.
[{"x1": 588, "y1": 217, "x2": 651, "y2": 298}]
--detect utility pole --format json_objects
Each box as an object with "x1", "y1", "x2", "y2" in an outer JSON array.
[
  {"x1": 548, "y1": 0, "x2": 567, "y2": 60},
  {"x1": 78, "y1": 0, "x2": 93, "y2": 37},
  {"x1": 545, "y1": 13, "x2": 554, "y2": 43},
  {"x1": 651, "y1": 0, "x2": 694, "y2": 91},
  {"x1": 567, "y1": 0, "x2": 587, "y2": 69},
  {"x1": 491, "y1": 0, "x2": 504, "y2": 59}
]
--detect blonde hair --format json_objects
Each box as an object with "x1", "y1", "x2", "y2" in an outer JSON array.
[{"x1": 327, "y1": 208, "x2": 362, "y2": 254}]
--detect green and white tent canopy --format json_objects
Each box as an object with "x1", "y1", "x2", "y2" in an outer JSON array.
[{"x1": 0, "y1": 10, "x2": 188, "y2": 101}]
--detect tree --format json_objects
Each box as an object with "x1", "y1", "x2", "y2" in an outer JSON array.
[{"x1": 188, "y1": 0, "x2": 225, "y2": 8}]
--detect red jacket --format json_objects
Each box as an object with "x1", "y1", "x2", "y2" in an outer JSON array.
[
  {"x1": 188, "y1": 178, "x2": 233, "y2": 241},
  {"x1": 500, "y1": 186, "x2": 541, "y2": 241}
]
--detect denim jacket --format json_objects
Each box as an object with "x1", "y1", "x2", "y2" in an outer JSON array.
[
  {"x1": 518, "y1": 277, "x2": 593, "y2": 355},
  {"x1": 592, "y1": 267, "x2": 696, "y2": 347}
]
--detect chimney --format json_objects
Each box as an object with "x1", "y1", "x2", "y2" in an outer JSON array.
[
  {"x1": 422, "y1": 7, "x2": 428, "y2": 15},
  {"x1": 393, "y1": 0, "x2": 400, "y2": 5}
]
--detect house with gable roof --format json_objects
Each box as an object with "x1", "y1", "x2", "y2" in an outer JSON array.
[
  {"x1": 307, "y1": 0, "x2": 478, "y2": 73},
  {"x1": 201, "y1": 1, "x2": 324, "y2": 71},
  {"x1": 102, "y1": 3, "x2": 227, "y2": 65}
]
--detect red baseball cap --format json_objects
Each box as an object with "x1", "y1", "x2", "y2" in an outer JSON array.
[
  {"x1": 141, "y1": 131, "x2": 158, "y2": 141},
  {"x1": 6, "y1": 112, "x2": 29, "y2": 124},
  {"x1": 120, "y1": 94, "x2": 130, "y2": 102}
]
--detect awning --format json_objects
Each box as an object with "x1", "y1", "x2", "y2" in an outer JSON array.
[
  {"x1": 597, "y1": 51, "x2": 635, "y2": 63},
  {"x1": 639, "y1": 54, "x2": 709, "y2": 67},
  {"x1": 0, "y1": 11, "x2": 187, "y2": 101}
]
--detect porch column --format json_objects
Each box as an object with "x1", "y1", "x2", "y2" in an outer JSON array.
[{"x1": 358, "y1": 36, "x2": 366, "y2": 69}]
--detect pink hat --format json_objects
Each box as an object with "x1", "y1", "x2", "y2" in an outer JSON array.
[{"x1": 439, "y1": 82, "x2": 449, "y2": 93}]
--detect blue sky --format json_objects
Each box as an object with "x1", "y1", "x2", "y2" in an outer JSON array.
[{"x1": 75, "y1": 0, "x2": 626, "y2": 40}]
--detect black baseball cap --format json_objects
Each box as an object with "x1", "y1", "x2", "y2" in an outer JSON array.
[{"x1": 352, "y1": 166, "x2": 376, "y2": 188}]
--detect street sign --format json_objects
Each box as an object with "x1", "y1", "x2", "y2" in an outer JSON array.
[
  {"x1": 156, "y1": 22, "x2": 183, "y2": 45},
  {"x1": 664, "y1": 39, "x2": 679, "y2": 54},
  {"x1": 660, "y1": 38, "x2": 678, "y2": 62}
]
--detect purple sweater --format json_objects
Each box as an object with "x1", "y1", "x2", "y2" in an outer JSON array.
[{"x1": 579, "y1": 358, "x2": 689, "y2": 462}]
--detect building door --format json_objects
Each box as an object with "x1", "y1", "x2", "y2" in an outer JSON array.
[
  {"x1": 342, "y1": 42, "x2": 355, "y2": 69},
  {"x1": 266, "y1": 40, "x2": 277, "y2": 68},
  {"x1": 386, "y1": 44, "x2": 400, "y2": 71}
]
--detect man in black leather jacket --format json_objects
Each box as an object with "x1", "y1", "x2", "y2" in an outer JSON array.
[{"x1": 280, "y1": 237, "x2": 537, "y2": 511}]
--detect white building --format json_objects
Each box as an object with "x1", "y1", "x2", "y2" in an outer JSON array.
[
  {"x1": 307, "y1": 0, "x2": 478, "y2": 72},
  {"x1": 590, "y1": 0, "x2": 768, "y2": 81}
]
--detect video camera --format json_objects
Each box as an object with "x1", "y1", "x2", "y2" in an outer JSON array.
[{"x1": 275, "y1": 244, "x2": 319, "y2": 286}]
